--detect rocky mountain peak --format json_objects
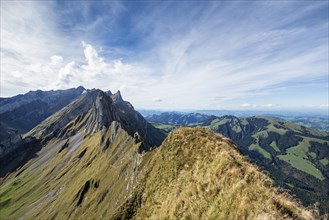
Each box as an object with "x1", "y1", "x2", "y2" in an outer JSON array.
[
  {"x1": 85, "y1": 90, "x2": 118, "y2": 133},
  {"x1": 106, "y1": 90, "x2": 113, "y2": 96},
  {"x1": 26, "y1": 88, "x2": 165, "y2": 152},
  {"x1": 111, "y1": 90, "x2": 123, "y2": 104},
  {"x1": 76, "y1": 85, "x2": 86, "y2": 91}
]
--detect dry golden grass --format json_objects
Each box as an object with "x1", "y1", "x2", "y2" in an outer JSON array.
[
  {"x1": 1, "y1": 126, "x2": 314, "y2": 220},
  {"x1": 134, "y1": 127, "x2": 313, "y2": 220}
]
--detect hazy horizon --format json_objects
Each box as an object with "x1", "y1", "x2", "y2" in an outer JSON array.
[{"x1": 1, "y1": 86, "x2": 328, "y2": 114}]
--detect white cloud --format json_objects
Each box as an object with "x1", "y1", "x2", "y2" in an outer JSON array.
[
  {"x1": 1, "y1": 2, "x2": 327, "y2": 110},
  {"x1": 81, "y1": 41, "x2": 109, "y2": 78},
  {"x1": 241, "y1": 103, "x2": 252, "y2": 107},
  {"x1": 58, "y1": 61, "x2": 80, "y2": 85},
  {"x1": 152, "y1": 97, "x2": 163, "y2": 102},
  {"x1": 262, "y1": 104, "x2": 279, "y2": 108},
  {"x1": 50, "y1": 55, "x2": 63, "y2": 66},
  {"x1": 127, "y1": 2, "x2": 328, "y2": 109},
  {"x1": 118, "y1": 84, "x2": 127, "y2": 91},
  {"x1": 241, "y1": 103, "x2": 258, "y2": 108},
  {"x1": 0, "y1": 1, "x2": 82, "y2": 95},
  {"x1": 240, "y1": 103, "x2": 280, "y2": 108},
  {"x1": 51, "y1": 42, "x2": 148, "y2": 92}
]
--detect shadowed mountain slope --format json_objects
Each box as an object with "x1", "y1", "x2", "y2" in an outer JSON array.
[
  {"x1": 0, "y1": 87, "x2": 86, "y2": 165},
  {"x1": 0, "y1": 86, "x2": 86, "y2": 133}
]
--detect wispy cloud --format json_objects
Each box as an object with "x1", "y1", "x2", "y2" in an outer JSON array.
[
  {"x1": 1, "y1": 1, "x2": 328, "y2": 110},
  {"x1": 152, "y1": 97, "x2": 163, "y2": 103},
  {"x1": 0, "y1": 1, "x2": 83, "y2": 95},
  {"x1": 240, "y1": 103, "x2": 280, "y2": 108}
]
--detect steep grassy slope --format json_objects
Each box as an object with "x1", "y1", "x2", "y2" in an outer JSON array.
[
  {"x1": 150, "y1": 122, "x2": 177, "y2": 135},
  {"x1": 202, "y1": 116, "x2": 329, "y2": 214},
  {"x1": 0, "y1": 126, "x2": 155, "y2": 219},
  {"x1": 0, "y1": 89, "x2": 166, "y2": 220},
  {"x1": 1, "y1": 123, "x2": 314, "y2": 219},
  {"x1": 115, "y1": 127, "x2": 313, "y2": 219}
]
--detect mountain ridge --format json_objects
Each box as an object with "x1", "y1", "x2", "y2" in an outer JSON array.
[
  {"x1": 0, "y1": 126, "x2": 314, "y2": 219},
  {"x1": 147, "y1": 113, "x2": 329, "y2": 213},
  {"x1": 0, "y1": 88, "x2": 323, "y2": 218},
  {"x1": 0, "y1": 88, "x2": 165, "y2": 180},
  {"x1": 116, "y1": 127, "x2": 314, "y2": 219},
  {"x1": 25, "y1": 88, "x2": 165, "y2": 151},
  {"x1": 0, "y1": 86, "x2": 85, "y2": 133}
]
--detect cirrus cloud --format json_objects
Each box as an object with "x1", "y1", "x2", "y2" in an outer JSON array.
[{"x1": 1, "y1": 1, "x2": 328, "y2": 110}]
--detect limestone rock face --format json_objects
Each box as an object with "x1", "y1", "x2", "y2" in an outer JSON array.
[
  {"x1": 0, "y1": 88, "x2": 165, "y2": 179},
  {"x1": 85, "y1": 91, "x2": 118, "y2": 133},
  {"x1": 26, "y1": 89, "x2": 165, "y2": 151},
  {"x1": 0, "y1": 125, "x2": 22, "y2": 159},
  {"x1": 111, "y1": 90, "x2": 124, "y2": 104}
]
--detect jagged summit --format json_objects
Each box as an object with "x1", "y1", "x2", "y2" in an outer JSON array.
[
  {"x1": 111, "y1": 90, "x2": 123, "y2": 103},
  {"x1": 76, "y1": 85, "x2": 86, "y2": 91},
  {"x1": 26, "y1": 88, "x2": 165, "y2": 151},
  {"x1": 86, "y1": 90, "x2": 118, "y2": 133},
  {"x1": 106, "y1": 90, "x2": 113, "y2": 96}
]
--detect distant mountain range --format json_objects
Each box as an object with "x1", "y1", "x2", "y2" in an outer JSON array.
[
  {"x1": 148, "y1": 112, "x2": 329, "y2": 214},
  {"x1": 146, "y1": 112, "x2": 211, "y2": 125},
  {"x1": 0, "y1": 86, "x2": 86, "y2": 133},
  {"x1": 0, "y1": 87, "x2": 324, "y2": 218},
  {"x1": 144, "y1": 110, "x2": 329, "y2": 131}
]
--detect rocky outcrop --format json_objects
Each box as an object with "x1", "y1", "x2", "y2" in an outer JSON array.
[
  {"x1": 111, "y1": 90, "x2": 123, "y2": 104},
  {"x1": 0, "y1": 126, "x2": 40, "y2": 177},
  {"x1": 0, "y1": 124, "x2": 22, "y2": 159},
  {"x1": 85, "y1": 91, "x2": 118, "y2": 133},
  {"x1": 26, "y1": 89, "x2": 165, "y2": 151}
]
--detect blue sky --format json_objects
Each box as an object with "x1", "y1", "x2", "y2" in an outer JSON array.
[{"x1": 1, "y1": 1, "x2": 328, "y2": 111}]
